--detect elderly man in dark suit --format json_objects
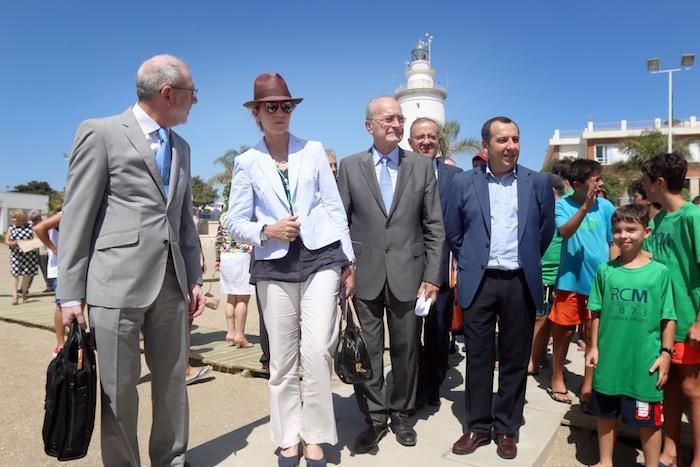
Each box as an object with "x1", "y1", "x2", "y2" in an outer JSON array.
[
  {"x1": 407, "y1": 117, "x2": 462, "y2": 410},
  {"x1": 445, "y1": 116, "x2": 554, "y2": 460},
  {"x1": 58, "y1": 54, "x2": 204, "y2": 467},
  {"x1": 337, "y1": 96, "x2": 444, "y2": 453}
]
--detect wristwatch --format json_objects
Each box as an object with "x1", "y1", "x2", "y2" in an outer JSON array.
[
  {"x1": 260, "y1": 224, "x2": 269, "y2": 245},
  {"x1": 660, "y1": 347, "x2": 674, "y2": 356}
]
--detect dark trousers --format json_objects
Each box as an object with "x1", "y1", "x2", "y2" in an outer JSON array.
[
  {"x1": 353, "y1": 283, "x2": 418, "y2": 426},
  {"x1": 255, "y1": 285, "x2": 270, "y2": 367},
  {"x1": 463, "y1": 269, "x2": 534, "y2": 437},
  {"x1": 417, "y1": 284, "x2": 454, "y2": 401}
]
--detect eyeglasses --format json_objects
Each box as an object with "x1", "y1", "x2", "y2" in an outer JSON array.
[
  {"x1": 263, "y1": 101, "x2": 295, "y2": 114},
  {"x1": 372, "y1": 114, "x2": 406, "y2": 126},
  {"x1": 411, "y1": 134, "x2": 438, "y2": 142},
  {"x1": 169, "y1": 85, "x2": 198, "y2": 97}
]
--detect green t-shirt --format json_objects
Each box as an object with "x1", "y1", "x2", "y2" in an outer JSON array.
[
  {"x1": 541, "y1": 190, "x2": 572, "y2": 286},
  {"x1": 541, "y1": 233, "x2": 562, "y2": 285},
  {"x1": 646, "y1": 202, "x2": 700, "y2": 342},
  {"x1": 588, "y1": 260, "x2": 675, "y2": 402}
]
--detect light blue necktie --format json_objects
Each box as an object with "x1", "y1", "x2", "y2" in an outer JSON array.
[
  {"x1": 379, "y1": 155, "x2": 393, "y2": 212},
  {"x1": 155, "y1": 128, "x2": 171, "y2": 196}
]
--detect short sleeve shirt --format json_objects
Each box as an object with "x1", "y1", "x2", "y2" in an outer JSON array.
[
  {"x1": 588, "y1": 260, "x2": 675, "y2": 402},
  {"x1": 646, "y1": 202, "x2": 700, "y2": 341},
  {"x1": 555, "y1": 196, "x2": 615, "y2": 296}
]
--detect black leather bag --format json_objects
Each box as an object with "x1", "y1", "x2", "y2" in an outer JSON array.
[
  {"x1": 334, "y1": 298, "x2": 373, "y2": 384},
  {"x1": 43, "y1": 322, "x2": 97, "y2": 461}
]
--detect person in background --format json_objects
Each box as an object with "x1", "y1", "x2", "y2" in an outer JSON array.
[
  {"x1": 548, "y1": 160, "x2": 616, "y2": 407},
  {"x1": 5, "y1": 209, "x2": 38, "y2": 305},
  {"x1": 216, "y1": 211, "x2": 255, "y2": 348},
  {"x1": 528, "y1": 174, "x2": 566, "y2": 375},
  {"x1": 629, "y1": 178, "x2": 662, "y2": 222},
  {"x1": 693, "y1": 195, "x2": 700, "y2": 206},
  {"x1": 226, "y1": 73, "x2": 354, "y2": 467},
  {"x1": 32, "y1": 211, "x2": 65, "y2": 356},
  {"x1": 325, "y1": 149, "x2": 338, "y2": 178},
  {"x1": 29, "y1": 210, "x2": 51, "y2": 292},
  {"x1": 643, "y1": 153, "x2": 700, "y2": 467},
  {"x1": 471, "y1": 149, "x2": 488, "y2": 168},
  {"x1": 407, "y1": 116, "x2": 462, "y2": 410}
]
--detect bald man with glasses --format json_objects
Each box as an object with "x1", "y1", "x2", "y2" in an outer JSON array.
[{"x1": 337, "y1": 96, "x2": 444, "y2": 454}]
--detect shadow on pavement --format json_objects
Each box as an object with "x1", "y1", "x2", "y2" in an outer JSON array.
[{"x1": 185, "y1": 415, "x2": 270, "y2": 467}]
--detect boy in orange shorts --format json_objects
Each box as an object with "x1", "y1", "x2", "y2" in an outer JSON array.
[
  {"x1": 643, "y1": 153, "x2": 700, "y2": 467},
  {"x1": 548, "y1": 160, "x2": 616, "y2": 405}
]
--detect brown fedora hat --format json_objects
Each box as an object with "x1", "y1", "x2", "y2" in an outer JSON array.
[{"x1": 243, "y1": 73, "x2": 303, "y2": 108}]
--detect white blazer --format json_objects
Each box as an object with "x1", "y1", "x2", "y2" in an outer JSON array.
[{"x1": 225, "y1": 134, "x2": 355, "y2": 263}]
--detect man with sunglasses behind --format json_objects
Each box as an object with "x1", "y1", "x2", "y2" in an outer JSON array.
[
  {"x1": 58, "y1": 54, "x2": 205, "y2": 467},
  {"x1": 337, "y1": 96, "x2": 444, "y2": 454}
]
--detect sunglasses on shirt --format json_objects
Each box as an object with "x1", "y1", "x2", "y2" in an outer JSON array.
[{"x1": 263, "y1": 101, "x2": 296, "y2": 114}]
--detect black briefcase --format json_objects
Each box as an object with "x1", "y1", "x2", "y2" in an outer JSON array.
[
  {"x1": 334, "y1": 298, "x2": 373, "y2": 384},
  {"x1": 43, "y1": 322, "x2": 97, "y2": 461}
]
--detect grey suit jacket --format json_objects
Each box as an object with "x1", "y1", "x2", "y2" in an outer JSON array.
[
  {"x1": 337, "y1": 147, "x2": 444, "y2": 302},
  {"x1": 57, "y1": 108, "x2": 202, "y2": 308}
]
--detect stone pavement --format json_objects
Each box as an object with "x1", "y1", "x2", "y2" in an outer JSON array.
[{"x1": 1, "y1": 292, "x2": 584, "y2": 466}]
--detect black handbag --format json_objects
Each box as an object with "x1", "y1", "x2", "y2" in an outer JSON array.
[
  {"x1": 43, "y1": 322, "x2": 97, "y2": 461},
  {"x1": 334, "y1": 298, "x2": 373, "y2": 384}
]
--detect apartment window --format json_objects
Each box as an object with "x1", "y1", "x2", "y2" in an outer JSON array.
[{"x1": 594, "y1": 145, "x2": 619, "y2": 165}]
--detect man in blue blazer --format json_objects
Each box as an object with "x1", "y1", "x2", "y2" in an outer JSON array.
[
  {"x1": 445, "y1": 116, "x2": 554, "y2": 460},
  {"x1": 408, "y1": 117, "x2": 463, "y2": 410}
]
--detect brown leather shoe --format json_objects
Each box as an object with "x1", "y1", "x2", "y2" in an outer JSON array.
[
  {"x1": 495, "y1": 434, "x2": 517, "y2": 459},
  {"x1": 452, "y1": 431, "x2": 491, "y2": 455}
]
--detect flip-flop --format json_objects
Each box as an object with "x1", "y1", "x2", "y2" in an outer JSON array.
[
  {"x1": 186, "y1": 365, "x2": 213, "y2": 385},
  {"x1": 547, "y1": 388, "x2": 572, "y2": 404}
]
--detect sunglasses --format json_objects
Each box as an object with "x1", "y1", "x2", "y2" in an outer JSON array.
[{"x1": 263, "y1": 101, "x2": 295, "y2": 114}]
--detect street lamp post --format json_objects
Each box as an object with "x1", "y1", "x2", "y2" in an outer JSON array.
[{"x1": 647, "y1": 53, "x2": 695, "y2": 152}]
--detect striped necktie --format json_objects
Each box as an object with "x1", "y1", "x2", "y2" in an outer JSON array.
[
  {"x1": 379, "y1": 155, "x2": 393, "y2": 212},
  {"x1": 155, "y1": 128, "x2": 171, "y2": 196}
]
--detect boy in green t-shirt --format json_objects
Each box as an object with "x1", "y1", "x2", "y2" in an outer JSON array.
[
  {"x1": 586, "y1": 204, "x2": 676, "y2": 467},
  {"x1": 642, "y1": 153, "x2": 700, "y2": 467}
]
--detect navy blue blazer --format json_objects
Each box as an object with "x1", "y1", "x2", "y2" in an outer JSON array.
[
  {"x1": 436, "y1": 159, "x2": 462, "y2": 286},
  {"x1": 443, "y1": 163, "x2": 554, "y2": 312}
]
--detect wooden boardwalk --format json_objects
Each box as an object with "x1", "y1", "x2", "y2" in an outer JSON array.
[{"x1": 0, "y1": 295, "x2": 270, "y2": 377}]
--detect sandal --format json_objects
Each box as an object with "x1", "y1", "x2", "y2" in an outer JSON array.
[
  {"x1": 186, "y1": 365, "x2": 213, "y2": 385},
  {"x1": 547, "y1": 388, "x2": 572, "y2": 404}
]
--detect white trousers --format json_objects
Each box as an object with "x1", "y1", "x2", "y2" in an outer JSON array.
[{"x1": 258, "y1": 267, "x2": 341, "y2": 448}]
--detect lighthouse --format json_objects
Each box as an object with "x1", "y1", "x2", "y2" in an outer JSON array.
[{"x1": 395, "y1": 36, "x2": 448, "y2": 149}]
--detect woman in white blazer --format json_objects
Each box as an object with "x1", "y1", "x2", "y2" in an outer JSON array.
[{"x1": 226, "y1": 73, "x2": 354, "y2": 467}]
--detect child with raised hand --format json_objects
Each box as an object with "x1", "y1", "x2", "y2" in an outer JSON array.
[
  {"x1": 586, "y1": 204, "x2": 675, "y2": 467},
  {"x1": 643, "y1": 152, "x2": 700, "y2": 467}
]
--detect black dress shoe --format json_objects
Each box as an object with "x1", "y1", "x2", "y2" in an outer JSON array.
[
  {"x1": 354, "y1": 424, "x2": 388, "y2": 454},
  {"x1": 426, "y1": 391, "x2": 441, "y2": 407},
  {"x1": 390, "y1": 416, "x2": 417, "y2": 446},
  {"x1": 452, "y1": 431, "x2": 491, "y2": 455}
]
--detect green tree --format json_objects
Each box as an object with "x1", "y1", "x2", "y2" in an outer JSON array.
[
  {"x1": 439, "y1": 120, "x2": 481, "y2": 159},
  {"x1": 618, "y1": 130, "x2": 690, "y2": 169},
  {"x1": 48, "y1": 191, "x2": 64, "y2": 214},
  {"x1": 191, "y1": 176, "x2": 218, "y2": 208},
  {"x1": 209, "y1": 146, "x2": 250, "y2": 205},
  {"x1": 12, "y1": 180, "x2": 54, "y2": 195}
]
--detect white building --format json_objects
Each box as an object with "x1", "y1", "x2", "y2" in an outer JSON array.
[
  {"x1": 544, "y1": 116, "x2": 700, "y2": 196},
  {"x1": 0, "y1": 192, "x2": 49, "y2": 233},
  {"x1": 395, "y1": 38, "x2": 448, "y2": 149}
]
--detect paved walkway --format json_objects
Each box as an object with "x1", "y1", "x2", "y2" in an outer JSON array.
[{"x1": 2, "y1": 293, "x2": 580, "y2": 466}]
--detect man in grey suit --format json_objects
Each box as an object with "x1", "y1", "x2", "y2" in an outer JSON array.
[
  {"x1": 58, "y1": 54, "x2": 205, "y2": 467},
  {"x1": 337, "y1": 96, "x2": 444, "y2": 453}
]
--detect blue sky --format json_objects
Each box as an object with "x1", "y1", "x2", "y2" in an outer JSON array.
[{"x1": 2, "y1": 0, "x2": 699, "y2": 197}]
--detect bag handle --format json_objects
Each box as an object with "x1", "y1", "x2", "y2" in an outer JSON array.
[{"x1": 339, "y1": 297, "x2": 363, "y2": 333}]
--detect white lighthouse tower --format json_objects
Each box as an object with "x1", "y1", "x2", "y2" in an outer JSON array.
[{"x1": 395, "y1": 35, "x2": 448, "y2": 149}]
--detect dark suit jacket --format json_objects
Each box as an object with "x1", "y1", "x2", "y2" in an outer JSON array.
[
  {"x1": 337, "y1": 147, "x2": 444, "y2": 302},
  {"x1": 436, "y1": 159, "x2": 462, "y2": 286},
  {"x1": 443, "y1": 163, "x2": 554, "y2": 312}
]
